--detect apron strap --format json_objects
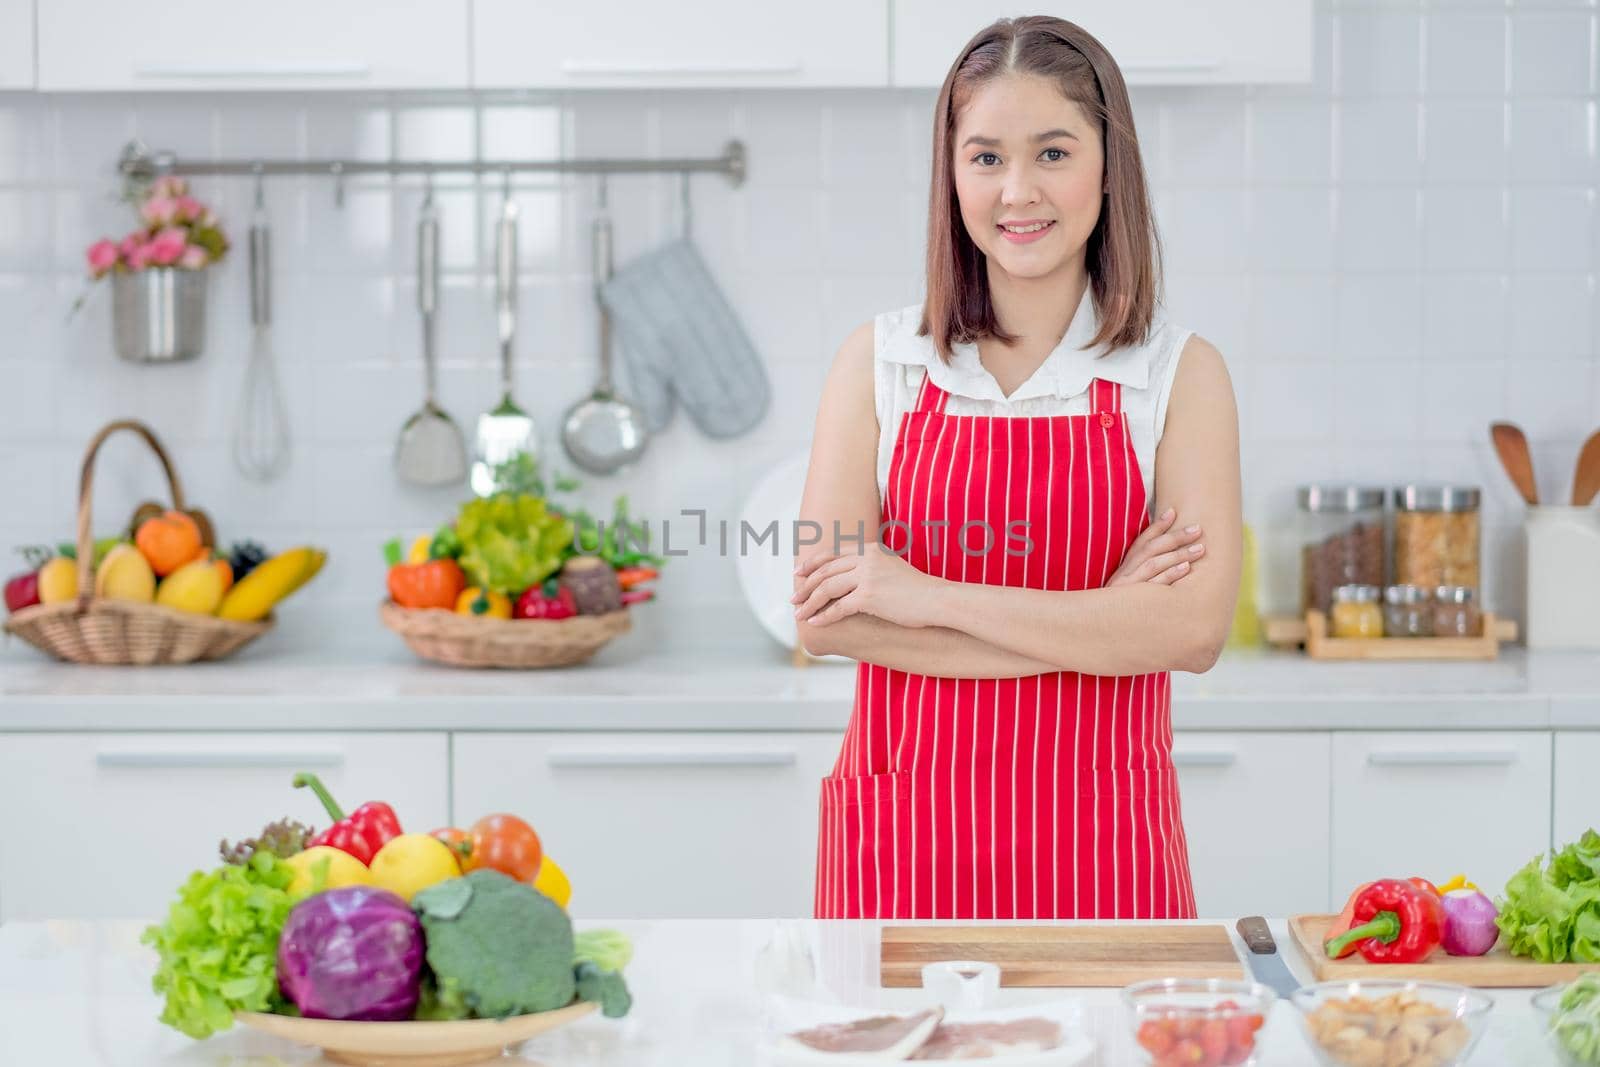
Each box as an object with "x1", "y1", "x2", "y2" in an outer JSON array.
[
  {"x1": 1089, "y1": 378, "x2": 1121, "y2": 416},
  {"x1": 912, "y1": 369, "x2": 948, "y2": 414}
]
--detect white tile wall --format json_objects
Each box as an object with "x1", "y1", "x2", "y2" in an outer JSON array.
[{"x1": 0, "y1": 0, "x2": 1597, "y2": 646}]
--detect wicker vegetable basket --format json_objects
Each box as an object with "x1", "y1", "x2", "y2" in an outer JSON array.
[
  {"x1": 379, "y1": 601, "x2": 629, "y2": 669},
  {"x1": 3, "y1": 420, "x2": 272, "y2": 665}
]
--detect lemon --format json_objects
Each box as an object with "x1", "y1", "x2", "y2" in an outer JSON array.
[
  {"x1": 369, "y1": 833, "x2": 462, "y2": 902},
  {"x1": 285, "y1": 846, "x2": 372, "y2": 897},
  {"x1": 533, "y1": 855, "x2": 572, "y2": 909}
]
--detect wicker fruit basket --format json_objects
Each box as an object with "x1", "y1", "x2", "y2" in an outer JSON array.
[
  {"x1": 3, "y1": 420, "x2": 272, "y2": 665},
  {"x1": 379, "y1": 601, "x2": 629, "y2": 669}
]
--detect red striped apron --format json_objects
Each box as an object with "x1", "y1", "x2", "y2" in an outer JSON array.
[{"x1": 814, "y1": 372, "x2": 1197, "y2": 920}]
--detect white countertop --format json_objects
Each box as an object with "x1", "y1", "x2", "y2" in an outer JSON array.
[
  {"x1": 0, "y1": 917, "x2": 1564, "y2": 1067},
  {"x1": 5, "y1": 610, "x2": 1600, "y2": 732}
]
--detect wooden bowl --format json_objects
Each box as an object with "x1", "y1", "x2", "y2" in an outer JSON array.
[{"x1": 235, "y1": 1001, "x2": 597, "y2": 1067}]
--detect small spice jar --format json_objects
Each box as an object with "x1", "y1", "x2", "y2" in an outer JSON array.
[
  {"x1": 1383, "y1": 584, "x2": 1433, "y2": 638},
  {"x1": 1394, "y1": 486, "x2": 1481, "y2": 590},
  {"x1": 1432, "y1": 586, "x2": 1481, "y2": 637},
  {"x1": 1298, "y1": 486, "x2": 1387, "y2": 616},
  {"x1": 1330, "y1": 584, "x2": 1384, "y2": 638}
]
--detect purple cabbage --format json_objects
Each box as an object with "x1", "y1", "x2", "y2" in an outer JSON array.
[{"x1": 276, "y1": 885, "x2": 423, "y2": 1021}]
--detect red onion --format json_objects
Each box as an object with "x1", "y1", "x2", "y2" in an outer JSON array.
[{"x1": 1440, "y1": 888, "x2": 1499, "y2": 956}]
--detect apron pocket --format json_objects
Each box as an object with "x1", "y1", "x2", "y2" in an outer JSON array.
[{"x1": 818, "y1": 770, "x2": 912, "y2": 918}]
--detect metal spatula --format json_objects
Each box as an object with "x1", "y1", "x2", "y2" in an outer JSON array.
[
  {"x1": 395, "y1": 185, "x2": 468, "y2": 487},
  {"x1": 470, "y1": 177, "x2": 538, "y2": 496}
]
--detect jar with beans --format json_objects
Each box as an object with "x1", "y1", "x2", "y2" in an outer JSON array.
[
  {"x1": 1394, "y1": 486, "x2": 1481, "y2": 590},
  {"x1": 1298, "y1": 486, "x2": 1387, "y2": 616},
  {"x1": 1433, "y1": 585, "x2": 1481, "y2": 637}
]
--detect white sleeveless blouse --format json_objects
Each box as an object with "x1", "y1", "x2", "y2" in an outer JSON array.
[{"x1": 873, "y1": 288, "x2": 1193, "y2": 516}]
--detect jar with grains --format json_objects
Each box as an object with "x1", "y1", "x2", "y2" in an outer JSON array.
[
  {"x1": 1394, "y1": 486, "x2": 1481, "y2": 590},
  {"x1": 1298, "y1": 486, "x2": 1387, "y2": 616},
  {"x1": 1331, "y1": 584, "x2": 1384, "y2": 638},
  {"x1": 1433, "y1": 585, "x2": 1481, "y2": 637},
  {"x1": 1383, "y1": 584, "x2": 1432, "y2": 637}
]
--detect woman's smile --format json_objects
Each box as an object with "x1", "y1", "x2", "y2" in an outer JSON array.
[{"x1": 997, "y1": 219, "x2": 1057, "y2": 244}]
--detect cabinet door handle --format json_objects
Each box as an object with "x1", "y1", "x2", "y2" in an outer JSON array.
[
  {"x1": 96, "y1": 748, "x2": 345, "y2": 769},
  {"x1": 547, "y1": 749, "x2": 797, "y2": 769},
  {"x1": 558, "y1": 59, "x2": 802, "y2": 76},
  {"x1": 1172, "y1": 750, "x2": 1238, "y2": 768},
  {"x1": 134, "y1": 63, "x2": 371, "y2": 79},
  {"x1": 1366, "y1": 750, "x2": 1518, "y2": 768}
]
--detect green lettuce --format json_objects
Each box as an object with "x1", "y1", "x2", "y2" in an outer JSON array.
[
  {"x1": 455, "y1": 493, "x2": 574, "y2": 595},
  {"x1": 1498, "y1": 829, "x2": 1600, "y2": 963},
  {"x1": 140, "y1": 850, "x2": 296, "y2": 1038}
]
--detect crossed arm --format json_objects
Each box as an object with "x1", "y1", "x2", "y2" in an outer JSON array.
[{"x1": 792, "y1": 323, "x2": 1242, "y2": 679}]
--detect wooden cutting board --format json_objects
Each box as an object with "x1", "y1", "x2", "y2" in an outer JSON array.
[
  {"x1": 880, "y1": 925, "x2": 1244, "y2": 988},
  {"x1": 1289, "y1": 913, "x2": 1600, "y2": 988}
]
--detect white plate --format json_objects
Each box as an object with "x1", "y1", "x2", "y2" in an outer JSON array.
[
  {"x1": 760, "y1": 996, "x2": 1094, "y2": 1066},
  {"x1": 735, "y1": 450, "x2": 849, "y2": 660}
]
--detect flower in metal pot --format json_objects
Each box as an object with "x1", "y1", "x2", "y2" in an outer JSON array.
[{"x1": 74, "y1": 175, "x2": 229, "y2": 315}]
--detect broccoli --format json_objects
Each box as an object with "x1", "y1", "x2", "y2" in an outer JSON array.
[
  {"x1": 575, "y1": 961, "x2": 632, "y2": 1019},
  {"x1": 412, "y1": 869, "x2": 576, "y2": 1019}
]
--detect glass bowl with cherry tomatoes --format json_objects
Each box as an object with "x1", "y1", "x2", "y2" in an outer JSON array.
[{"x1": 1122, "y1": 978, "x2": 1275, "y2": 1067}]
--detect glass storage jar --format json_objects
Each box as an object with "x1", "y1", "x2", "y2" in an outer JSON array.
[
  {"x1": 1298, "y1": 486, "x2": 1387, "y2": 616},
  {"x1": 1394, "y1": 486, "x2": 1481, "y2": 590},
  {"x1": 1330, "y1": 584, "x2": 1384, "y2": 638},
  {"x1": 1432, "y1": 585, "x2": 1481, "y2": 637},
  {"x1": 1383, "y1": 584, "x2": 1433, "y2": 637}
]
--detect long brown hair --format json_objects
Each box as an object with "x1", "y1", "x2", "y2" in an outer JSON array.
[{"x1": 919, "y1": 16, "x2": 1161, "y2": 363}]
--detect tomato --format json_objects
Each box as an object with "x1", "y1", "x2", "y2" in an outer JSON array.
[
  {"x1": 429, "y1": 827, "x2": 473, "y2": 861},
  {"x1": 1198, "y1": 1019, "x2": 1230, "y2": 1065},
  {"x1": 1171, "y1": 1038, "x2": 1207, "y2": 1065},
  {"x1": 1137, "y1": 1019, "x2": 1176, "y2": 1054},
  {"x1": 1172, "y1": 1014, "x2": 1201, "y2": 1041},
  {"x1": 464, "y1": 813, "x2": 543, "y2": 882}
]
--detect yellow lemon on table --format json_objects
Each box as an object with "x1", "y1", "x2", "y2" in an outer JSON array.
[
  {"x1": 533, "y1": 855, "x2": 572, "y2": 909},
  {"x1": 369, "y1": 833, "x2": 462, "y2": 902},
  {"x1": 285, "y1": 846, "x2": 372, "y2": 897}
]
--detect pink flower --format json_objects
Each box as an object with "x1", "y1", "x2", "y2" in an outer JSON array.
[
  {"x1": 145, "y1": 227, "x2": 188, "y2": 267},
  {"x1": 118, "y1": 233, "x2": 141, "y2": 259},
  {"x1": 174, "y1": 196, "x2": 205, "y2": 223},
  {"x1": 86, "y1": 238, "x2": 119, "y2": 279},
  {"x1": 177, "y1": 245, "x2": 209, "y2": 270},
  {"x1": 150, "y1": 175, "x2": 189, "y2": 200},
  {"x1": 127, "y1": 240, "x2": 153, "y2": 270},
  {"x1": 140, "y1": 195, "x2": 178, "y2": 228}
]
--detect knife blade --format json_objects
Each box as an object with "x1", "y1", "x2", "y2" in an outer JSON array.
[{"x1": 1235, "y1": 916, "x2": 1301, "y2": 997}]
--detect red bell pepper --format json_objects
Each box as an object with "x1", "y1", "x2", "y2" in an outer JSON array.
[
  {"x1": 1324, "y1": 878, "x2": 1443, "y2": 964},
  {"x1": 292, "y1": 772, "x2": 402, "y2": 865},
  {"x1": 1326, "y1": 876, "x2": 1441, "y2": 958}
]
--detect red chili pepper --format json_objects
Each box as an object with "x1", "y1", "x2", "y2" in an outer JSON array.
[
  {"x1": 293, "y1": 772, "x2": 402, "y2": 865},
  {"x1": 620, "y1": 588, "x2": 654, "y2": 606},
  {"x1": 1323, "y1": 878, "x2": 1443, "y2": 964}
]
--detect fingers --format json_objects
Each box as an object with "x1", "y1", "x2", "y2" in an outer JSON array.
[
  {"x1": 1140, "y1": 521, "x2": 1204, "y2": 561},
  {"x1": 1147, "y1": 558, "x2": 1194, "y2": 585},
  {"x1": 1129, "y1": 507, "x2": 1176, "y2": 548},
  {"x1": 810, "y1": 591, "x2": 862, "y2": 626},
  {"x1": 791, "y1": 556, "x2": 852, "y2": 604},
  {"x1": 794, "y1": 552, "x2": 838, "y2": 580},
  {"x1": 1138, "y1": 541, "x2": 1206, "y2": 581},
  {"x1": 794, "y1": 572, "x2": 859, "y2": 623}
]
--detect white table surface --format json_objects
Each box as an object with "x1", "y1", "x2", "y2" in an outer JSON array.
[{"x1": 0, "y1": 917, "x2": 1564, "y2": 1066}]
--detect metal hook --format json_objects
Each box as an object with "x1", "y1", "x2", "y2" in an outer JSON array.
[
  {"x1": 596, "y1": 173, "x2": 608, "y2": 210},
  {"x1": 251, "y1": 161, "x2": 265, "y2": 211},
  {"x1": 423, "y1": 166, "x2": 434, "y2": 208},
  {"x1": 679, "y1": 171, "x2": 692, "y2": 239},
  {"x1": 502, "y1": 166, "x2": 513, "y2": 201},
  {"x1": 329, "y1": 160, "x2": 345, "y2": 208}
]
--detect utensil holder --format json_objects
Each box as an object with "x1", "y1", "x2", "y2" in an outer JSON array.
[
  {"x1": 112, "y1": 268, "x2": 207, "y2": 363},
  {"x1": 1526, "y1": 505, "x2": 1600, "y2": 649}
]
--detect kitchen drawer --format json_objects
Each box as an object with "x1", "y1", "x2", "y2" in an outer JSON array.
[
  {"x1": 0, "y1": 0, "x2": 32, "y2": 89},
  {"x1": 37, "y1": 1, "x2": 468, "y2": 90},
  {"x1": 0, "y1": 733, "x2": 448, "y2": 922},
  {"x1": 453, "y1": 732, "x2": 841, "y2": 918},
  {"x1": 1554, "y1": 733, "x2": 1599, "y2": 849},
  {"x1": 1331, "y1": 732, "x2": 1551, "y2": 902},
  {"x1": 473, "y1": 0, "x2": 887, "y2": 89},
  {"x1": 1173, "y1": 732, "x2": 1331, "y2": 918}
]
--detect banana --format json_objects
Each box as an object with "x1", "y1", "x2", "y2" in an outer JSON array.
[{"x1": 218, "y1": 546, "x2": 324, "y2": 621}]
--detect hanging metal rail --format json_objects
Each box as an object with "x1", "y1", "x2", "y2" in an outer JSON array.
[{"x1": 117, "y1": 138, "x2": 747, "y2": 202}]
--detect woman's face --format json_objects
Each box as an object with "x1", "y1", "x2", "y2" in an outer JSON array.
[{"x1": 951, "y1": 74, "x2": 1105, "y2": 281}]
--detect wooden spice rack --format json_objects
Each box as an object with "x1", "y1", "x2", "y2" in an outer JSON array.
[{"x1": 1263, "y1": 612, "x2": 1517, "y2": 661}]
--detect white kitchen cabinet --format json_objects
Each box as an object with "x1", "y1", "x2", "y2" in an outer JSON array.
[
  {"x1": 1554, "y1": 733, "x2": 1600, "y2": 848},
  {"x1": 454, "y1": 732, "x2": 841, "y2": 918},
  {"x1": 892, "y1": 2, "x2": 1311, "y2": 87},
  {"x1": 0, "y1": 0, "x2": 33, "y2": 89},
  {"x1": 0, "y1": 733, "x2": 449, "y2": 921},
  {"x1": 1174, "y1": 733, "x2": 1331, "y2": 918},
  {"x1": 1331, "y1": 732, "x2": 1551, "y2": 903},
  {"x1": 473, "y1": 0, "x2": 888, "y2": 89},
  {"x1": 36, "y1": 1, "x2": 469, "y2": 91}
]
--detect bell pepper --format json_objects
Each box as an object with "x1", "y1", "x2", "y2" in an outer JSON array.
[
  {"x1": 1325, "y1": 876, "x2": 1441, "y2": 957},
  {"x1": 1324, "y1": 878, "x2": 1443, "y2": 964},
  {"x1": 384, "y1": 539, "x2": 466, "y2": 610},
  {"x1": 515, "y1": 580, "x2": 576, "y2": 620},
  {"x1": 292, "y1": 772, "x2": 402, "y2": 865},
  {"x1": 1438, "y1": 873, "x2": 1478, "y2": 894}
]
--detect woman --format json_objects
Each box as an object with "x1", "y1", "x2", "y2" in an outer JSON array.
[{"x1": 793, "y1": 16, "x2": 1241, "y2": 921}]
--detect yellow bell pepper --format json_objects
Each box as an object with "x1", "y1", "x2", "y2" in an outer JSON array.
[
  {"x1": 1438, "y1": 873, "x2": 1478, "y2": 894},
  {"x1": 533, "y1": 855, "x2": 572, "y2": 909},
  {"x1": 455, "y1": 587, "x2": 512, "y2": 619}
]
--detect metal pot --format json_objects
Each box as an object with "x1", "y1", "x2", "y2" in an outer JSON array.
[{"x1": 112, "y1": 268, "x2": 207, "y2": 362}]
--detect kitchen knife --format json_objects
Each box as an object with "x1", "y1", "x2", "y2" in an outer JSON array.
[{"x1": 1235, "y1": 916, "x2": 1301, "y2": 997}]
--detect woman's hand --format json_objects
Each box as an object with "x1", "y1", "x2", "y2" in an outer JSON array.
[
  {"x1": 792, "y1": 547, "x2": 940, "y2": 628},
  {"x1": 1106, "y1": 507, "x2": 1206, "y2": 587}
]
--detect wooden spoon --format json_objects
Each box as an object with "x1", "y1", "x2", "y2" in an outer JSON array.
[
  {"x1": 1573, "y1": 429, "x2": 1600, "y2": 507},
  {"x1": 1490, "y1": 422, "x2": 1539, "y2": 506}
]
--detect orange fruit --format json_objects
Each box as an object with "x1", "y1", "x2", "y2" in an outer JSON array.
[
  {"x1": 212, "y1": 557, "x2": 234, "y2": 593},
  {"x1": 134, "y1": 511, "x2": 203, "y2": 577}
]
